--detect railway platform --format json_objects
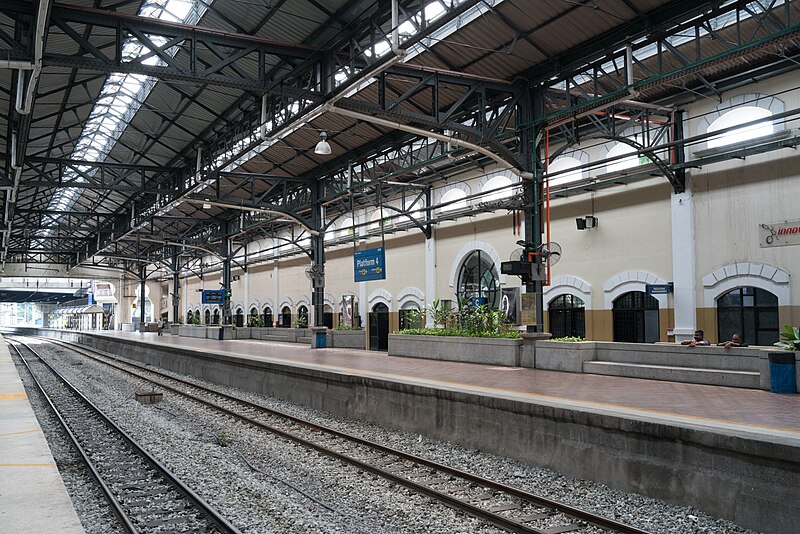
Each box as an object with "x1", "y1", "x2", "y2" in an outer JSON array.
[
  {"x1": 9, "y1": 328, "x2": 800, "y2": 533},
  {"x1": 0, "y1": 335, "x2": 84, "y2": 533}
]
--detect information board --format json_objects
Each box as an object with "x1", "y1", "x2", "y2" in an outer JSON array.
[
  {"x1": 202, "y1": 290, "x2": 225, "y2": 304},
  {"x1": 645, "y1": 283, "x2": 673, "y2": 295},
  {"x1": 520, "y1": 293, "x2": 537, "y2": 325},
  {"x1": 354, "y1": 247, "x2": 386, "y2": 282}
]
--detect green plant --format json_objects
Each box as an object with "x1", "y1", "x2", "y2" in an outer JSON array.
[
  {"x1": 247, "y1": 315, "x2": 263, "y2": 327},
  {"x1": 427, "y1": 298, "x2": 453, "y2": 329},
  {"x1": 774, "y1": 324, "x2": 800, "y2": 351},
  {"x1": 215, "y1": 431, "x2": 230, "y2": 447},
  {"x1": 296, "y1": 315, "x2": 308, "y2": 328},
  {"x1": 551, "y1": 336, "x2": 585, "y2": 342}
]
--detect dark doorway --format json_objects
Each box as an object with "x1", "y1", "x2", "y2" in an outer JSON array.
[
  {"x1": 281, "y1": 306, "x2": 292, "y2": 328},
  {"x1": 369, "y1": 302, "x2": 390, "y2": 351},
  {"x1": 323, "y1": 304, "x2": 334, "y2": 329},
  {"x1": 234, "y1": 308, "x2": 244, "y2": 327},
  {"x1": 263, "y1": 307, "x2": 273, "y2": 327},
  {"x1": 204, "y1": 309, "x2": 211, "y2": 325},
  {"x1": 613, "y1": 291, "x2": 659, "y2": 343},
  {"x1": 212, "y1": 309, "x2": 220, "y2": 324}
]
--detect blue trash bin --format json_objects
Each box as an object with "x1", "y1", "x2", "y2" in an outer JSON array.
[
  {"x1": 768, "y1": 352, "x2": 797, "y2": 393},
  {"x1": 315, "y1": 331, "x2": 327, "y2": 348}
]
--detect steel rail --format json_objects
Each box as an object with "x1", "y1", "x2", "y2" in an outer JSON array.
[
  {"x1": 8, "y1": 336, "x2": 242, "y2": 534},
  {"x1": 8, "y1": 340, "x2": 139, "y2": 533},
  {"x1": 43, "y1": 335, "x2": 651, "y2": 534}
]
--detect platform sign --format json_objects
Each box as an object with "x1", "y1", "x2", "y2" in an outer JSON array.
[
  {"x1": 646, "y1": 283, "x2": 673, "y2": 295},
  {"x1": 520, "y1": 292, "x2": 537, "y2": 325},
  {"x1": 202, "y1": 290, "x2": 225, "y2": 304},
  {"x1": 354, "y1": 247, "x2": 386, "y2": 282}
]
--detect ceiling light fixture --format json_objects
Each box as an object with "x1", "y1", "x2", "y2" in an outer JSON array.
[
  {"x1": 202, "y1": 202, "x2": 212, "y2": 209},
  {"x1": 315, "y1": 131, "x2": 332, "y2": 155}
]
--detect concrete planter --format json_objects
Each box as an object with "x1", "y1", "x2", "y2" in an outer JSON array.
[
  {"x1": 328, "y1": 329, "x2": 366, "y2": 349},
  {"x1": 178, "y1": 325, "x2": 206, "y2": 338},
  {"x1": 388, "y1": 333, "x2": 522, "y2": 366},
  {"x1": 528, "y1": 340, "x2": 596, "y2": 372}
]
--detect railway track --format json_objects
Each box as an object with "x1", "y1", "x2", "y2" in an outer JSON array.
[
  {"x1": 31, "y1": 335, "x2": 651, "y2": 534},
  {"x1": 8, "y1": 337, "x2": 241, "y2": 534}
]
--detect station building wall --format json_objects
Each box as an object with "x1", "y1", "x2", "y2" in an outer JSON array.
[{"x1": 156, "y1": 69, "x2": 800, "y2": 346}]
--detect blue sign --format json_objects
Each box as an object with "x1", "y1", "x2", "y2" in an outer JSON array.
[
  {"x1": 646, "y1": 283, "x2": 673, "y2": 295},
  {"x1": 202, "y1": 290, "x2": 225, "y2": 304},
  {"x1": 354, "y1": 247, "x2": 386, "y2": 282}
]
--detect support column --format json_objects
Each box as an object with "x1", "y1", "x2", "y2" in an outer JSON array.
[
  {"x1": 520, "y1": 86, "x2": 545, "y2": 332},
  {"x1": 273, "y1": 263, "x2": 279, "y2": 326},
  {"x1": 243, "y1": 270, "x2": 249, "y2": 318},
  {"x1": 424, "y1": 187, "x2": 436, "y2": 327},
  {"x1": 310, "y1": 179, "x2": 326, "y2": 327},
  {"x1": 221, "y1": 220, "x2": 232, "y2": 325},
  {"x1": 171, "y1": 250, "x2": 180, "y2": 323},
  {"x1": 139, "y1": 265, "x2": 146, "y2": 325},
  {"x1": 671, "y1": 189, "x2": 696, "y2": 342}
]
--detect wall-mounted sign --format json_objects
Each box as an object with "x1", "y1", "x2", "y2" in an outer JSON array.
[
  {"x1": 646, "y1": 283, "x2": 673, "y2": 295},
  {"x1": 354, "y1": 247, "x2": 386, "y2": 282},
  {"x1": 202, "y1": 290, "x2": 225, "y2": 304},
  {"x1": 520, "y1": 292, "x2": 537, "y2": 326},
  {"x1": 760, "y1": 220, "x2": 800, "y2": 248}
]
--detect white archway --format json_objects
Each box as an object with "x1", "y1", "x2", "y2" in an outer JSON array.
[
  {"x1": 397, "y1": 287, "x2": 425, "y2": 309},
  {"x1": 702, "y1": 262, "x2": 790, "y2": 307},
  {"x1": 603, "y1": 270, "x2": 669, "y2": 309},
  {"x1": 368, "y1": 288, "x2": 392, "y2": 310},
  {"x1": 543, "y1": 276, "x2": 592, "y2": 310},
  {"x1": 448, "y1": 240, "x2": 506, "y2": 287}
]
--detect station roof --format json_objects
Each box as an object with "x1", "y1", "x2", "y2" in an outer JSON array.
[{"x1": 1, "y1": 0, "x2": 797, "y2": 277}]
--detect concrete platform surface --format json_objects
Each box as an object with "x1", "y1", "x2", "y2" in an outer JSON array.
[
  {"x1": 0, "y1": 336, "x2": 84, "y2": 533},
  {"x1": 98, "y1": 330, "x2": 800, "y2": 440}
]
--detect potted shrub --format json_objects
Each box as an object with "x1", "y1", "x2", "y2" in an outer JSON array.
[{"x1": 769, "y1": 325, "x2": 799, "y2": 393}]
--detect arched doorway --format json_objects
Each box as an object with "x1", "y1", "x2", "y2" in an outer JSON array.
[
  {"x1": 297, "y1": 305, "x2": 309, "y2": 328},
  {"x1": 249, "y1": 307, "x2": 259, "y2": 327},
  {"x1": 234, "y1": 307, "x2": 244, "y2": 327},
  {"x1": 548, "y1": 294, "x2": 586, "y2": 338},
  {"x1": 323, "y1": 304, "x2": 334, "y2": 329},
  {"x1": 717, "y1": 287, "x2": 779, "y2": 346},
  {"x1": 369, "y1": 302, "x2": 390, "y2": 351},
  {"x1": 263, "y1": 306, "x2": 273, "y2": 327},
  {"x1": 204, "y1": 309, "x2": 211, "y2": 325},
  {"x1": 457, "y1": 250, "x2": 500, "y2": 307},
  {"x1": 212, "y1": 308, "x2": 220, "y2": 324},
  {"x1": 281, "y1": 306, "x2": 292, "y2": 328},
  {"x1": 613, "y1": 291, "x2": 659, "y2": 343}
]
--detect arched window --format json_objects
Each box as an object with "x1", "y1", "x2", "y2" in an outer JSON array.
[
  {"x1": 457, "y1": 250, "x2": 500, "y2": 308},
  {"x1": 606, "y1": 137, "x2": 650, "y2": 174},
  {"x1": 547, "y1": 157, "x2": 583, "y2": 187},
  {"x1": 717, "y1": 287, "x2": 778, "y2": 346},
  {"x1": 204, "y1": 309, "x2": 211, "y2": 325},
  {"x1": 612, "y1": 291, "x2": 659, "y2": 343},
  {"x1": 281, "y1": 306, "x2": 292, "y2": 328},
  {"x1": 297, "y1": 305, "x2": 309, "y2": 328},
  {"x1": 234, "y1": 307, "x2": 244, "y2": 327},
  {"x1": 212, "y1": 308, "x2": 220, "y2": 325},
  {"x1": 438, "y1": 188, "x2": 467, "y2": 213},
  {"x1": 368, "y1": 210, "x2": 393, "y2": 231},
  {"x1": 548, "y1": 295, "x2": 585, "y2": 339},
  {"x1": 263, "y1": 306, "x2": 273, "y2": 328},
  {"x1": 399, "y1": 304, "x2": 423, "y2": 330},
  {"x1": 707, "y1": 106, "x2": 773, "y2": 148},
  {"x1": 249, "y1": 307, "x2": 259, "y2": 327},
  {"x1": 482, "y1": 174, "x2": 513, "y2": 202},
  {"x1": 337, "y1": 217, "x2": 355, "y2": 239}
]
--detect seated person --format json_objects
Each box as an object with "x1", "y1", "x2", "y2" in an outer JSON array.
[
  {"x1": 717, "y1": 333, "x2": 748, "y2": 349},
  {"x1": 681, "y1": 329, "x2": 711, "y2": 347}
]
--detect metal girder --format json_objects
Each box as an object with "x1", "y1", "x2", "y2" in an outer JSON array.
[
  {"x1": 0, "y1": 1, "x2": 322, "y2": 94},
  {"x1": 539, "y1": 0, "x2": 800, "y2": 124}
]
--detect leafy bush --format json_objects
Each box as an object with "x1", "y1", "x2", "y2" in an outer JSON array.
[
  {"x1": 551, "y1": 336, "x2": 585, "y2": 342},
  {"x1": 398, "y1": 296, "x2": 518, "y2": 339},
  {"x1": 398, "y1": 328, "x2": 520, "y2": 339},
  {"x1": 247, "y1": 315, "x2": 263, "y2": 327},
  {"x1": 296, "y1": 315, "x2": 308, "y2": 328},
  {"x1": 775, "y1": 324, "x2": 800, "y2": 351}
]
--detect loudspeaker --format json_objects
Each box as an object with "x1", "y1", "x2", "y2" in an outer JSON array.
[
  {"x1": 585, "y1": 215, "x2": 598, "y2": 228},
  {"x1": 575, "y1": 217, "x2": 587, "y2": 230}
]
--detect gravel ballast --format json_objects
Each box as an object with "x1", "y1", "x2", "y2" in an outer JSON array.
[{"x1": 17, "y1": 340, "x2": 757, "y2": 534}]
